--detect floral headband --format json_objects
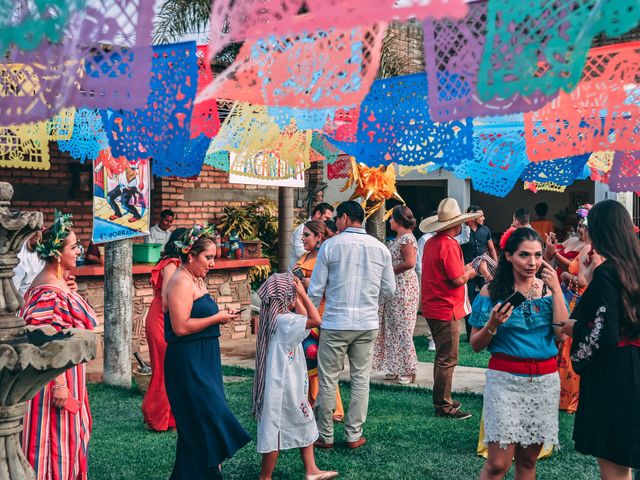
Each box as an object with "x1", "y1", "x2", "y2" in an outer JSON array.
[
  {"x1": 174, "y1": 224, "x2": 215, "y2": 254},
  {"x1": 35, "y1": 210, "x2": 74, "y2": 260},
  {"x1": 576, "y1": 204, "x2": 593, "y2": 227},
  {"x1": 576, "y1": 204, "x2": 592, "y2": 219}
]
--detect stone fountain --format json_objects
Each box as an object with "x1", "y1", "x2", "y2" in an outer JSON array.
[{"x1": 0, "y1": 182, "x2": 96, "y2": 479}]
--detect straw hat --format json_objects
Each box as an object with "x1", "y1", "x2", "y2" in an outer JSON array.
[{"x1": 419, "y1": 198, "x2": 481, "y2": 233}]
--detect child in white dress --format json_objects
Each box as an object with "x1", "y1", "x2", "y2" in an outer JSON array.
[{"x1": 254, "y1": 273, "x2": 338, "y2": 480}]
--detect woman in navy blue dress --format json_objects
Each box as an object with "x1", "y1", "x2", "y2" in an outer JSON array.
[{"x1": 163, "y1": 225, "x2": 250, "y2": 479}]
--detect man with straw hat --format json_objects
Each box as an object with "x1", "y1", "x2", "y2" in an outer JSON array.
[{"x1": 420, "y1": 198, "x2": 481, "y2": 420}]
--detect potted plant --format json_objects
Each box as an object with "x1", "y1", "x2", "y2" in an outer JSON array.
[{"x1": 218, "y1": 205, "x2": 255, "y2": 239}]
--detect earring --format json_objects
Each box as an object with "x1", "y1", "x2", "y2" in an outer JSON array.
[{"x1": 56, "y1": 258, "x2": 62, "y2": 279}]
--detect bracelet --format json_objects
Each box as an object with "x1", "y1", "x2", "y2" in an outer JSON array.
[
  {"x1": 486, "y1": 326, "x2": 497, "y2": 336},
  {"x1": 51, "y1": 383, "x2": 67, "y2": 391}
]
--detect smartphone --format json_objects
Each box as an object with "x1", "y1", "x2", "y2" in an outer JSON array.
[
  {"x1": 503, "y1": 291, "x2": 527, "y2": 309},
  {"x1": 291, "y1": 267, "x2": 305, "y2": 280},
  {"x1": 64, "y1": 396, "x2": 80, "y2": 415}
]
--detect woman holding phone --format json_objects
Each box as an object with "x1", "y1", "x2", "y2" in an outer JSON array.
[
  {"x1": 163, "y1": 225, "x2": 250, "y2": 478},
  {"x1": 469, "y1": 227, "x2": 568, "y2": 480},
  {"x1": 293, "y1": 220, "x2": 345, "y2": 421},
  {"x1": 19, "y1": 212, "x2": 97, "y2": 480}
]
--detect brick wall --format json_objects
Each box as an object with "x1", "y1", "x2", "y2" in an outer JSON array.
[
  {"x1": 4, "y1": 143, "x2": 94, "y2": 246},
  {"x1": 151, "y1": 166, "x2": 280, "y2": 228}
]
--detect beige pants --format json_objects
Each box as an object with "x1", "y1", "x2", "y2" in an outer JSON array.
[{"x1": 315, "y1": 329, "x2": 378, "y2": 443}]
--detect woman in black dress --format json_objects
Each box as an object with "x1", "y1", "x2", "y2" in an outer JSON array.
[
  {"x1": 563, "y1": 200, "x2": 640, "y2": 478},
  {"x1": 163, "y1": 225, "x2": 250, "y2": 479}
]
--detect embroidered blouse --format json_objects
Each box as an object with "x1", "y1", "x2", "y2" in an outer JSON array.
[
  {"x1": 570, "y1": 261, "x2": 638, "y2": 375},
  {"x1": 470, "y1": 294, "x2": 558, "y2": 359}
]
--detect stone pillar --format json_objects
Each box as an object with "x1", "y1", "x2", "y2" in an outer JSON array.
[
  {"x1": 278, "y1": 187, "x2": 293, "y2": 271},
  {"x1": 103, "y1": 239, "x2": 132, "y2": 387}
]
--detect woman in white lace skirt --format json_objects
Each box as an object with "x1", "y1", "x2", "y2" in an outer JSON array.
[{"x1": 469, "y1": 228, "x2": 568, "y2": 480}]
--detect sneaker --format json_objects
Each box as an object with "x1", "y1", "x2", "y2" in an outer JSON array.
[
  {"x1": 435, "y1": 409, "x2": 472, "y2": 420},
  {"x1": 451, "y1": 400, "x2": 461, "y2": 413},
  {"x1": 428, "y1": 340, "x2": 436, "y2": 351}
]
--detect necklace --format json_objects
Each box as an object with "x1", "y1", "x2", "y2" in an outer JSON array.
[
  {"x1": 520, "y1": 278, "x2": 538, "y2": 320},
  {"x1": 523, "y1": 278, "x2": 537, "y2": 301},
  {"x1": 180, "y1": 265, "x2": 205, "y2": 290}
]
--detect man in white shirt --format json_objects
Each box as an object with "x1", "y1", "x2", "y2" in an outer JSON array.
[
  {"x1": 13, "y1": 231, "x2": 45, "y2": 297},
  {"x1": 145, "y1": 209, "x2": 175, "y2": 251},
  {"x1": 309, "y1": 201, "x2": 395, "y2": 450},
  {"x1": 289, "y1": 202, "x2": 334, "y2": 271}
]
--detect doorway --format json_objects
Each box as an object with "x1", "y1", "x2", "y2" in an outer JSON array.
[{"x1": 387, "y1": 181, "x2": 448, "y2": 238}]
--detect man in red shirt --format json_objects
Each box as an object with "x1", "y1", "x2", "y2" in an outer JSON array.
[{"x1": 420, "y1": 198, "x2": 480, "y2": 419}]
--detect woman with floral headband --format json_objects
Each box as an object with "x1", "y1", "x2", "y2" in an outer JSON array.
[
  {"x1": 163, "y1": 225, "x2": 250, "y2": 479},
  {"x1": 19, "y1": 211, "x2": 97, "y2": 480},
  {"x1": 544, "y1": 205, "x2": 591, "y2": 280}
]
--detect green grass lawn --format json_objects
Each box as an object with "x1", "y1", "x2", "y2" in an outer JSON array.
[
  {"x1": 414, "y1": 335, "x2": 491, "y2": 368},
  {"x1": 88, "y1": 366, "x2": 598, "y2": 479}
]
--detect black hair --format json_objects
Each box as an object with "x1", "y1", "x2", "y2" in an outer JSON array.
[
  {"x1": 161, "y1": 228, "x2": 188, "y2": 261},
  {"x1": 534, "y1": 202, "x2": 548, "y2": 217},
  {"x1": 178, "y1": 235, "x2": 216, "y2": 263},
  {"x1": 467, "y1": 205, "x2": 482, "y2": 214},
  {"x1": 392, "y1": 205, "x2": 417, "y2": 230},
  {"x1": 588, "y1": 200, "x2": 640, "y2": 339},
  {"x1": 160, "y1": 209, "x2": 175, "y2": 219},
  {"x1": 311, "y1": 202, "x2": 334, "y2": 217},
  {"x1": 324, "y1": 219, "x2": 338, "y2": 235},
  {"x1": 488, "y1": 228, "x2": 543, "y2": 303},
  {"x1": 336, "y1": 201, "x2": 365, "y2": 224},
  {"x1": 514, "y1": 208, "x2": 530, "y2": 225}
]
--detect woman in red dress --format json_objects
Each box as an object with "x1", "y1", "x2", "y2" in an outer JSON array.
[
  {"x1": 19, "y1": 212, "x2": 97, "y2": 480},
  {"x1": 142, "y1": 228, "x2": 186, "y2": 431}
]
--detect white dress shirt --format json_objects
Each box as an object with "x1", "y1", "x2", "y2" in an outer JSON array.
[
  {"x1": 145, "y1": 224, "x2": 172, "y2": 249},
  {"x1": 416, "y1": 223, "x2": 470, "y2": 277},
  {"x1": 308, "y1": 227, "x2": 396, "y2": 330},
  {"x1": 13, "y1": 242, "x2": 45, "y2": 297}
]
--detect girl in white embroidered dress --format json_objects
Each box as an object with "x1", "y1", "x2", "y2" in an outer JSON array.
[{"x1": 255, "y1": 274, "x2": 338, "y2": 480}]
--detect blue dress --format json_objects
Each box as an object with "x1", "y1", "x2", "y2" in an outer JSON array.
[{"x1": 164, "y1": 295, "x2": 250, "y2": 479}]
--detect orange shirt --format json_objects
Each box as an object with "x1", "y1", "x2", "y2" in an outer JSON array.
[{"x1": 530, "y1": 219, "x2": 555, "y2": 240}]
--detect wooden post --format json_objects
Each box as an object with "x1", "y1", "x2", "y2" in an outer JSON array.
[
  {"x1": 103, "y1": 239, "x2": 132, "y2": 387},
  {"x1": 278, "y1": 187, "x2": 293, "y2": 271}
]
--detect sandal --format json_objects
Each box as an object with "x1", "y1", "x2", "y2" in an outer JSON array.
[{"x1": 397, "y1": 373, "x2": 416, "y2": 385}]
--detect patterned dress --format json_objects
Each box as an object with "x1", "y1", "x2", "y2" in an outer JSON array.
[
  {"x1": 558, "y1": 256, "x2": 584, "y2": 413},
  {"x1": 373, "y1": 233, "x2": 419, "y2": 376},
  {"x1": 19, "y1": 285, "x2": 97, "y2": 480}
]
